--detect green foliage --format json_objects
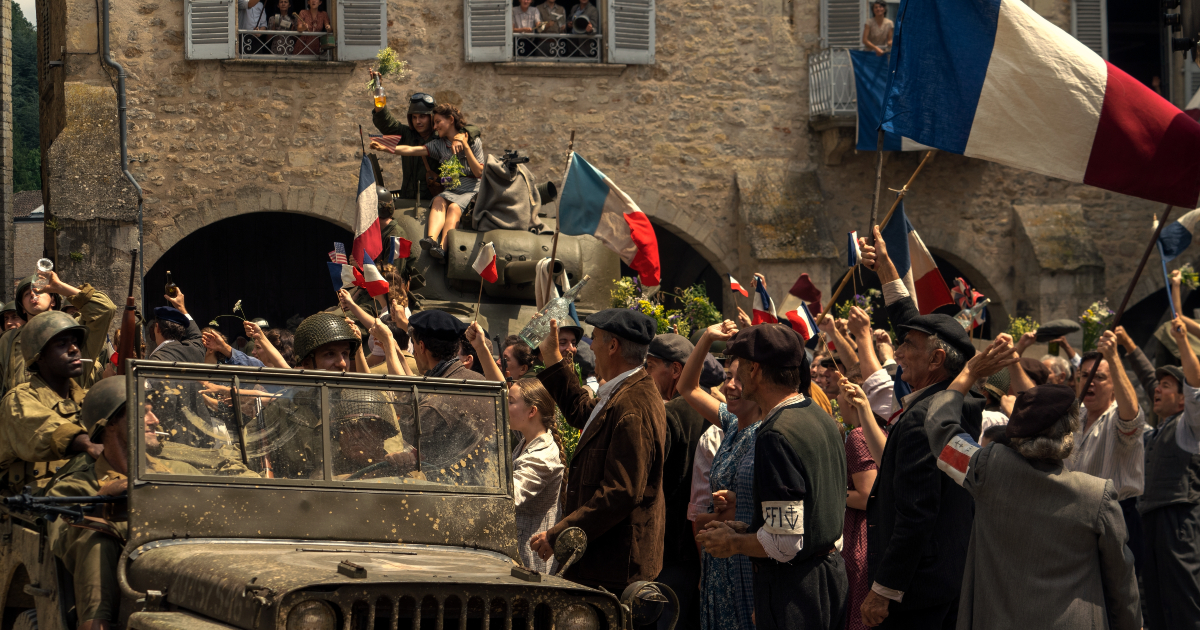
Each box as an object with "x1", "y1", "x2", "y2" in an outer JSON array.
[
  {"x1": 834, "y1": 289, "x2": 880, "y2": 320},
  {"x1": 671, "y1": 284, "x2": 722, "y2": 339},
  {"x1": 12, "y1": 2, "x2": 39, "y2": 192},
  {"x1": 1181, "y1": 263, "x2": 1199, "y2": 290},
  {"x1": 557, "y1": 409, "x2": 579, "y2": 465},
  {"x1": 68, "y1": 252, "x2": 83, "y2": 262},
  {"x1": 1006, "y1": 315, "x2": 1039, "y2": 340},
  {"x1": 610, "y1": 277, "x2": 722, "y2": 337},
  {"x1": 365, "y1": 48, "x2": 408, "y2": 91},
  {"x1": 1079, "y1": 299, "x2": 1114, "y2": 352},
  {"x1": 438, "y1": 155, "x2": 468, "y2": 190}
]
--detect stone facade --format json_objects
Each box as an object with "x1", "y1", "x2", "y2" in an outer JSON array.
[{"x1": 36, "y1": 0, "x2": 1189, "y2": 338}]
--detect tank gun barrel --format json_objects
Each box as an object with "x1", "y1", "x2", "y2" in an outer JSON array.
[{"x1": 504, "y1": 259, "x2": 563, "y2": 285}]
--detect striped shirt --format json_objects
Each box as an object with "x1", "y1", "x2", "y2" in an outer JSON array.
[{"x1": 1065, "y1": 401, "x2": 1145, "y2": 500}]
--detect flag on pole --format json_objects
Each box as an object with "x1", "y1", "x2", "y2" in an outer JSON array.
[
  {"x1": 882, "y1": 0, "x2": 1200, "y2": 208},
  {"x1": 327, "y1": 254, "x2": 390, "y2": 297},
  {"x1": 329, "y1": 242, "x2": 348, "y2": 265},
  {"x1": 385, "y1": 236, "x2": 413, "y2": 264},
  {"x1": 849, "y1": 49, "x2": 929, "y2": 152},
  {"x1": 729, "y1": 275, "x2": 749, "y2": 297},
  {"x1": 785, "y1": 303, "x2": 820, "y2": 341},
  {"x1": 368, "y1": 135, "x2": 403, "y2": 152},
  {"x1": 786, "y1": 273, "x2": 823, "y2": 314},
  {"x1": 1157, "y1": 208, "x2": 1200, "y2": 263},
  {"x1": 879, "y1": 201, "x2": 954, "y2": 315},
  {"x1": 558, "y1": 153, "x2": 661, "y2": 290},
  {"x1": 848, "y1": 231, "x2": 862, "y2": 267},
  {"x1": 352, "y1": 155, "x2": 383, "y2": 267},
  {"x1": 752, "y1": 277, "x2": 778, "y2": 325},
  {"x1": 327, "y1": 261, "x2": 356, "y2": 292},
  {"x1": 472, "y1": 242, "x2": 499, "y2": 283}
]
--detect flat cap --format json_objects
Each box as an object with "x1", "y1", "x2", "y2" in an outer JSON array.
[
  {"x1": 153, "y1": 306, "x2": 189, "y2": 328},
  {"x1": 585, "y1": 308, "x2": 657, "y2": 345},
  {"x1": 699, "y1": 353, "x2": 726, "y2": 389},
  {"x1": 1005, "y1": 384, "x2": 1078, "y2": 439},
  {"x1": 1018, "y1": 357, "x2": 1050, "y2": 386},
  {"x1": 648, "y1": 333, "x2": 694, "y2": 365},
  {"x1": 1156, "y1": 365, "x2": 1185, "y2": 390},
  {"x1": 1035, "y1": 319, "x2": 1082, "y2": 342},
  {"x1": 409, "y1": 309, "x2": 467, "y2": 340},
  {"x1": 896, "y1": 314, "x2": 977, "y2": 361},
  {"x1": 725, "y1": 324, "x2": 808, "y2": 368}
]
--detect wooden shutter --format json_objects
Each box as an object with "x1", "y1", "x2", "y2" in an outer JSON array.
[
  {"x1": 464, "y1": 0, "x2": 511, "y2": 62},
  {"x1": 185, "y1": 0, "x2": 235, "y2": 60},
  {"x1": 337, "y1": 0, "x2": 387, "y2": 60},
  {"x1": 1071, "y1": 0, "x2": 1107, "y2": 59},
  {"x1": 1186, "y1": 60, "x2": 1200, "y2": 106},
  {"x1": 607, "y1": 0, "x2": 655, "y2": 64},
  {"x1": 822, "y1": 0, "x2": 866, "y2": 48}
]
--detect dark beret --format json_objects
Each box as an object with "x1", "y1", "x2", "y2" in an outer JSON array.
[
  {"x1": 699, "y1": 353, "x2": 726, "y2": 389},
  {"x1": 574, "y1": 343, "x2": 596, "y2": 376},
  {"x1": 896, "y1": 314, "x2": 977, "y2": 360},
  {"x1": 725, "y1": 324, "x2": 808, "y2": 368},
  {"x1": 648, "y1": 333, "x2": 694, "y2": 365},
  {"x1": 1035, "y1": 319, "x2": 1082, "y2": 342},
  {"x1": 585, "y1": 308, "x2": 657, "y2": 345},
  {"x1": 1156, "y1": 365, "x2": 1185, "y2": 391},
  {"x1": 408, "y1": 309, "x2": 467, "y2": 340},
  {"x1": 1018, "y1": 357, "x2": 1050, "y2": 386},
  {"x1": 1006, "y1": 384, "x2": 1078, "y2": 439},
  {"x1": 153, "y1": 306, "x2": 189, "y2": 328}
]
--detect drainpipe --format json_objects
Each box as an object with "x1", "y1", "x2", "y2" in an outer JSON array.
[{"x1": 100, "y1": 0, "x2": 145, "y2": 311}]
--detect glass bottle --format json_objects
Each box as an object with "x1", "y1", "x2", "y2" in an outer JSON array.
[
  {"x1": 954, "y1": 298, "x2": 990, "y2": 332},
  {"x1": 32, "y1": 258, "x2": 53, "y2": 292},
  {"x1": 165, "y1": 271, "x2": 178, "y2": 298},
  {"x1": 373, "y1": 82, "x2": 387, "y2": 109},
  {"x1": 519, "y1": 275, "x2": 590, "y2": 349}
]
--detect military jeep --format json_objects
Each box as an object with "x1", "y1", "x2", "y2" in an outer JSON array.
[{"x1": 0, "y1": 361, "x2": 671, "y2": 629}]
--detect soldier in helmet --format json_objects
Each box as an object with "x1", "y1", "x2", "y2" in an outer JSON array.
[
  {"x1": 0, "y1": 270, "x2": 116, "y2": 398},
  {"x1": 1, "y1": 302, "x2": 21, "y2": 332},
  {"x1": 0, "y1": 311, "x2": 105, "y2": 495}
]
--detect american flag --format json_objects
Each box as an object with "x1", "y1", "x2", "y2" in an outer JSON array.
[
  {"x1": 369, "y1": 135, "x2": 403, "y2": 151},
  {"x1": 328, "y1": 242, "x2": 347, "y2": 265}
]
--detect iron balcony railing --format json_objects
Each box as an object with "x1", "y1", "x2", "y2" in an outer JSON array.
[
  {"x1": 238, "y1": 29, "x2": 329, "y2": 60},
  {"x1": 513, "y1": 33, "x2": 602, "y2": 63},
  {"x1": 809, "y1": 47, "x2": 857, "y2": 121}
]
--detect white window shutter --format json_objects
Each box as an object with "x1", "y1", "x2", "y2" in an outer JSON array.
[
  {"x1": 821, "y1": 0, "x2": 866, "y2": 48},
  {"x1": 1071, "y1": 0, "x2": 1107, "y2": 59},
  {"x1": 607, "y1": 0, "x2": 655, "y2": 64},
  {"x1": 185, "y1": 0, "x2": 235, "y2": 60},
  {"x1": 464, "y1": 0, "x2": 512, "y2": 62},
  {"x1": 337, "y1": 0, "x2": 387, "y2": 60}
]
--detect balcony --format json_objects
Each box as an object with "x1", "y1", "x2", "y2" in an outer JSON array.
[
  {"x1": 513, "y1": 33, "x2": 602, "y2": 63},
  {"x1": 238, "y1": 30, "x2": 332, "y2": 60},
  {"x1": 808, "y1": 47, "x2": 857, "y2": 130}
]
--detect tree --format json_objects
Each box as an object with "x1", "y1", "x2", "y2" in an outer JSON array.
[{"x1": 12, "y1": 1, "x2": 39, "y2": 193}]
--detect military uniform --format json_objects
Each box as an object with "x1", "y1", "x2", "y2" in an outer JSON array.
[
  {"x1": 0, "y1": 375, "x2": 87, "y2": 494},
  {"x1": 417, "y1": 359, "x2": 495, "y2": 486}
]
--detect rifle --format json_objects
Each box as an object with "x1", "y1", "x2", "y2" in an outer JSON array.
[
  {"x1": 2, "y1": 490, "x2": 126, "y2": 524},
  {"x1": 116, "y1": 249, "x2": 139, "y2": 375}
]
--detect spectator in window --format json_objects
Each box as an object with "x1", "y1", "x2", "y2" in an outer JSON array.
[
  {"x1": 239, "y1": 0, "x2": 266, "y2": 30},
  {"x1": 538, "y1": 0, "x2": 566, "y2": 33},
  {"x1": 296, "y1": 0, "x2": 330, "y2": 54},
  {"x1": 862, "y1": 1, "x2": 892, "y2": 56},
  {"x1": 513, "y1": 0, "x2": 540, "y2": 33},
  {"x1": 267, "y1": 0, "x2": 297, "y2": 30},
  {"x1": 389, "y1": 104, "x2": 485, "y2": 262},
  {"x1": 568, "y1": 0, "x2": 599, "y2": 34}
]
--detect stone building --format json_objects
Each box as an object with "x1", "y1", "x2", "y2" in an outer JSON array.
[{"x1": 25, "y1": 0, "x2": 1199, "y2": 344}]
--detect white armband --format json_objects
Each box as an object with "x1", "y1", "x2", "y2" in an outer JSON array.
[{"x1": 761, "y1": 500, "x2": 805, "y2": 535}]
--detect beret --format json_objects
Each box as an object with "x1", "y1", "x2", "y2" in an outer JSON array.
[
  {"x1": 1018, "y1": 357, "x2": 1050, "y2": 386},
  {"x1": 153, "y1": 306, "x2": 189, "y2": 328},
  {"x1": 1006, "y1": 384, "x2": 1078, "y2": 439},
  {"x1": 647, "y1": 333, "x2": 694, "y2": 365},
  {"x1": 896, "y1": 314, "x2": 977, "y2": 361},
  {"x1": 1035, "y1": 319, "x2": 1082, "y2": 342},
  {"x1": 408, "y1": 309, "x2": 468, "y2": 340},
  {"x1": 699, "y1": 353, "x2": 726, "y2": 389},
  {"x1": 585, "y1": 308, "x2": 657, "y2": 345},
  {"x1": 574, "y1": 343, "x2": 596, "y2": 376},
  {"x1": 1156, "y1": 365, "x2": 1185, "y2": 390},
  {"x1": 725, "y1": 324, "x2": 808, "y2": 368}
]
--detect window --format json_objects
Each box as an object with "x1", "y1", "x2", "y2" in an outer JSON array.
[
  {"x1": 1071, "y1": 0, "x2": 1108, "y2": 59},
  {"x1": 184, "y1": 0, "x2": 386, "y2": 61},
  {"x1": 464, "y1": 0, "x2": 655, "y2": 64},
  {"x1": 821, "y1": 0, "x2": 867, "y2": 49}
]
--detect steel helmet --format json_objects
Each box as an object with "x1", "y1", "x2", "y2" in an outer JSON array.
[
  {"x1": 407, "y1": 92, "x2": 436, "y2": 116},
  {"x1": 330, "y1": 388, "x2": 399, "y2": 440},
  {"x1": 0, "y1": 302, "x2": 15, "y2": 317},
  {"x1": 293, "y1": 312, "x2": 361, "y2": 365},
  {"x1": 19, "y1": 311, "x2": 87, "y2": 371},
  {"x1": 14, "y1": 274, "x2": 62, "y2": 321},
  {"x1": 80, "y1": 375, "x2": 128, "y2": 440}
]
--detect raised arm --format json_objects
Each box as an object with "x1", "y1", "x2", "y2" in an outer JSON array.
[
  {"x1": 372, "y1": 318, "x2": 412, "y2": 376},
  {"x1": 465, "y1": 322, "x2": 505, "y2": 382},
  {"x1": 847, "y1": 306, "x2": 881, "y2": 377},
  {"x1": 841, "y1": 376, "x2": 885, "y2": 464},
  {"x1": 678, "y1": 322, "x2": 737, "y2": 425},
  {"x1": 454, "y1": 134, "x2": 484, "y2": 178},
  {"x1": 243, "y1": 320, "x2": 289, "y2": 369},
  {"x1": 1098, "y1": 330, "x2": 1139, "y2": 421},
  {"x1": 819, "y1": 316, "x2": 859, "y2": 373}
]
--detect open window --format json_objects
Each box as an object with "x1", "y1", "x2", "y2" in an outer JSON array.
[
  {"x1": 184, "y1": 0, "x2": 385, "y2": 61},
  {"x1": 464, "y1": 0, "x2": 655, "y2": 64}
]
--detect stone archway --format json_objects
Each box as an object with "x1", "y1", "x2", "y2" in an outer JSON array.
[{"x1": 928, "y1": 247, "x2": 1011, "y2": 337}]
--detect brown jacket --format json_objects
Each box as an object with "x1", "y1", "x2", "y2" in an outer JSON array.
[{"x1": 538, "y1": 359, "x2": 667, "y2": 590}]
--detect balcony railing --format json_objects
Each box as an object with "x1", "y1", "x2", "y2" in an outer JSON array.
[
  {"x1": 238, "y1": 30, "x2": 329, "y2": 60},
  {"x1": 808, "y1": 47, "x2": 857, "y2": 124},
  {"x1": 513, "y1": 33, "x2": 602, "y2": 63}
]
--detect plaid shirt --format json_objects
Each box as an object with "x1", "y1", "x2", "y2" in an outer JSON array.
[{"x1": 513, "y1": 433, "x2": 564, "y2": 572}]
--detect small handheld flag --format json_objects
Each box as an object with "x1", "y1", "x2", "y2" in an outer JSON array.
[
  {"x1": 752, "y1": 277, "x2": 778, "y2": 325},
  {"x1": 847, "y1": 231, "x2": 862, "y2": 268},
  {"x1": 352, "y1": 155, "x2": 383, "y2": 267},
  {"x1": 327, "y1": 261, "x2": 356, "y2": 292},
  {"x1": 385, "y1": 236, "x2": 413, "y2": 264},
  {"x1": 329, "y1": 242, "x2": 348, "y2": 265},
  {"x1": 472, "y1": 242, "x2": 499, "y2": 283},
  {"x1": 729, "y1": 275, "x2": 749, "y2": 297},
  {"x1": 786, "y1": 303, "x2": 820, "y2": 341},
  {"x1": 354, "y1": 253, "x2": 390, "y2": 297}
]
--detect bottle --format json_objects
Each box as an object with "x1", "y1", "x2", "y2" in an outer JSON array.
[
  {"x1": 165, "y1": 271, "x2": 178, "y2": 298},
  {"x1": 518, "y1": 275, "x2": 591, "y2": 349},
  {"x1": 954, "y1": 298, "x2": 990, "y2": 332},
  {"x1": 32, "y1": 258, "x2": 53, "y2": 292},
  {"x1": 373, "y1": 81, "x2": 387, "y2": 109}
]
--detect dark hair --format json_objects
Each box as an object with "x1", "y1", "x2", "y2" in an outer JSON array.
[
  {"x1": 459, "y1": 335, "x2": 482, "y2": 371},
  {"x1": 412, "y1": 329, "x2": 459, "y2": 362},
  {"x1": 156, "y1": 319, "x2": 187, "y2": 342},
  {"x1": 761, "y1": 362, "x2": 810, "y2": 393},
  {"x1": 378, "y1": 204, "x2": 395, "y2": 220},
  {"x1": 431, "y1": 103, "x2": 468, "y2": 132},
  {"x1": 871, "y1": 0, "x2": 886, "y2": 8},
  {"x1": 503, "y1": 335, "x2": 536, "y2": 370},
  {"x1": 266, "y1": 328, "x2": 296, "y2": 367},
  {"x1": 1079, "y1": 351, "x2": 1104, "y2": 370},
  {"x1": 982, "y1": 425, "x2": 1008, "y2": 444},
  {"x1": 201, "y1": 327, "x2": 228, "y2": 343}
]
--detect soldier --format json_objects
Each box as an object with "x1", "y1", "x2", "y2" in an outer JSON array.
[
  {"x1": 43, "y1": 375, "x2": 202, "y2": 630},
  {"x1": 0, "y1": 311, "x2": 105, "y2": 495},
  {"x1": 1, "y1": 302, "x2": 21, "y2": 331},
  {"x1": 0, "y1": 272, "x2": 117, "y2": 398}
]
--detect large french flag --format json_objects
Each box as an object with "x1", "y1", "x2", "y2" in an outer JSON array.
[
  {"x1": 883, "y1": 0, "x2": 1200, "y2": 208},
  {"x1": 752, "y1": 277, "x2": 778, "y2": 325},
  {"x1": 558, "y1": 153, "x2": 661, "y2": 289},
  {"x1": 850, "y1": 49, "x2": 928, "y2": 152},
  {"x1": 352, "y1": 155, "x2": 383, "y2": 267},
  {"x1": 880, "y1": 201, "x2": 953, "y2": 314}
]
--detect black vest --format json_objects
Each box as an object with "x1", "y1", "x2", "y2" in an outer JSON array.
[{"x1": 1140, "y1": 412, "x2": 1200, "y2": 514}]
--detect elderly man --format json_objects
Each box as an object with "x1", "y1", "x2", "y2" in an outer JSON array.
[
  {"x1": 858, "y1": 226, "x2": 981, "y2": 629},
  {"x1": 696, "y1": 323, "x2": 848, "y2": 630},
  {"x1": 916, "y1": 335, "x2": 1140, "y2": 630},
  {"x1": 530, "y1": 310, "x2": 666, "y2": 592}
]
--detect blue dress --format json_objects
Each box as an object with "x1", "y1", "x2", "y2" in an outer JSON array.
[{"x1": 700, "y1": 403, "x2": 761, "y2": 630}]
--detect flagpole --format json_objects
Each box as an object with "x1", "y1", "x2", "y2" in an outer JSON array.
[
  {"x1": 869, "y1": 128, "x2": 886, "y2": 245},
  {"x1": 473, "y1": 281, "x2": 484, "y2": 323},
  {"x1": 545, "y1": 130, "x2": 576, "y2": 302},
  {"x1": 816, "y1": 149, "x2": 937, "y2": 328},
  {"x1": 1078, "y1": 203, "x2": 1175, "y2": 398}
]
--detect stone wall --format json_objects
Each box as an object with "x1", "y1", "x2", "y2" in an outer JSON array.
[{"x1": 13, "y1": 219, "x2": 42, "y2": 280}]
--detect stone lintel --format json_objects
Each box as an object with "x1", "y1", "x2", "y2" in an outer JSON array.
[
  {"x1": 493, "y1": 62, "x2": 627, "y2": 78},
  {"x1": 1012, "y1": 203, "x2": 1104, "y2": 272},
  {"x1": 220, "y1": 59, "x2": 357, "y2": 76}
]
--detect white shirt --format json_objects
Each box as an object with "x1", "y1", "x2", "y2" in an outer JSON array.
[
  {"x1": 981, "y1": 409, "x2": 1009, "y2": 431},
  {"x1": 581, "y1": 365, "x2": 642, "y2": 437},
  {"x1": 513, "y1": 5, "x2": 540, "y2": 30},
  {"x1": 239, "y1": 0, "x2": 266, "y2": 30},
  {"x1": 687, "y1": 424, "x2": 724, "y2": 521},
  {"x1": 1066, "y1": 400, "x2": 1145, "y2": 500},
  {"x1": 862, "y1": 367, "x2": 897, "y2": 421}
]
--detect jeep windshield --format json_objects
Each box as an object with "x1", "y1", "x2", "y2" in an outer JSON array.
[{"x1": 130, "y1": 362, "x2": 508, "y2": 493}]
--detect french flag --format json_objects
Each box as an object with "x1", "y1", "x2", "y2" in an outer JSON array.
[
  {"x1": 472, "y1": 242, "x2": 498, "y2": 283},
  {"x1": 883, "y1": 0, "x2": 1200, "y2": 208},
  {"x1": 880, "y1": 201, "x2": 953, "y2": 315},
  {"x1": 785, "y1": 303, "x2": 819, "y2": 341},
  {"x1": 729, "y1": 275, "x2": 748, "y2": 297},
  {"x1": 752, "y1": 277, "x2": 777, "y2": 325},
  {"x1": 558, "y1": 153, "x2": 661, "y2": 290},
  {"x1": 1157, "y1": 208, "x2": 1200, "y2": 263},
  {"x1": 352, "y1": 155, "x2": 383, "y2": 267},
  {"x1": 385, "y1": 236, "x2": 413, "y2": 265},
  {"x1": 937, "y1": 433, "x2": 980, "y2": 487},
  {"x1": 847, "y1": 231, "x2": 861, "y2": 268},
  {"x1": 327, "y1": 253, "x2": 390, "y2": 297}
]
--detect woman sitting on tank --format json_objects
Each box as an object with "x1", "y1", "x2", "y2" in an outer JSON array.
[{"x1": 384, "y1": 104, "x2": 484, "y2": 262}]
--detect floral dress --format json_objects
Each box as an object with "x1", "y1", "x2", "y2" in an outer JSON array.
[
  {"x1": 841, "y1": 427, "x2": 877, "y2": 630},
  {"x1": 700, "y1": 403, "x2": 761, "y2": 630}
]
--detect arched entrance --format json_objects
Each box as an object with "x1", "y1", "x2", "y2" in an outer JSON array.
[
  {"x1": 145, "y1": 212, "x2": 353, "y2": 341},
  {"x1": 619, "y1": 221, "x2": 724, "y2": 313}
]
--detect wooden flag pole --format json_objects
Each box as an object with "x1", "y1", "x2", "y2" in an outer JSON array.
[
  {"x1": 869, "y1": 128, "x2": 886, "y2": 245},
  {"x1": 815, "y1": 149, "x2": 937, "y2": 327},
  {"x1": 1078, "y1": 203, "x2": 1174, "y2": 398},
  {"x1": 544, "y1": 130, "x2": 577, "y2": 304},
  {"x1": 473, "y1": 281, "x2": 484, "y2": 323}
]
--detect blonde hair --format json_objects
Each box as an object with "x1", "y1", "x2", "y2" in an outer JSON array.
[{"x1": 513, "y1": 378, "x2": 562, "y2": 452}]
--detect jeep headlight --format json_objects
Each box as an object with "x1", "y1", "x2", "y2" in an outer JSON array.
[
  {"x1": 287, "y1": 600, "x2": 337, "y2": 630},
  {"x1": 555, "y1": 603, "x2": 600, "y2": 630}
]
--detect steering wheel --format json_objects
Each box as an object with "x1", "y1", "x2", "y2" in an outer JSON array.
[{"x1": 346, "y1": 460, "x2": 402, "y2": 480}]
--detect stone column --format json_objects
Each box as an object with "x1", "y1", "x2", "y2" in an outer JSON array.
[{"x1": 0, "y1": 0, "x2": 11, "y2": 301}]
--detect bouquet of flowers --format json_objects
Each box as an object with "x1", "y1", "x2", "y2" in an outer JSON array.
[
  {"x1": 1181, "y1": 263, "x2": 1200, "y2": 290},
  {"x1": 1079, "y1": 299, "x2": 1114, "y2": 352},
  {"x1": 1005, "y1": 315, "x2": 1039, "y2": 340},
  {"x1": 834, "y1": 289, "x2": 880, "y2": 320},
  {"x1": 366, "y1": 48, "x2": 408, "y2": 91},
  {"x1": 438, "y1": 155, "x2": 468, "y2": 190}
]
